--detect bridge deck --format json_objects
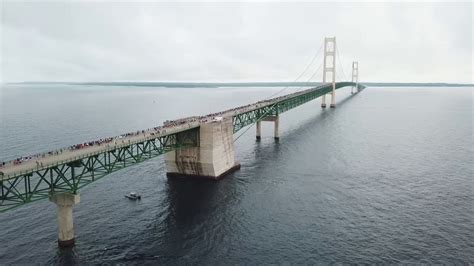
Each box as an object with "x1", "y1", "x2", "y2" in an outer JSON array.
[
  {"x1": 0, "y1": 121, "x2": 200, "y2": 180},
  {"x1": 0, "y1": 83, "x2": 360, "y2": 180}
]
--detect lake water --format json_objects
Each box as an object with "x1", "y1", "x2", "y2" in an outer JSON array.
[{"x1": 0, "y1": 84, "x2": 472, "y2": 264}]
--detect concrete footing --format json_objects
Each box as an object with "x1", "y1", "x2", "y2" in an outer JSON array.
[
  {"x1": 49, "y1": 193, "x2": 80, "y2": 248},
  {"x1": 165, "y1": 117, "x2": 239, "y2": 180},
  {"x1": 321, "y1": 103, "x2": 327, "y2": 108},
  {"x1": 330, "y1": 104, "x2": 336, "y2": 108},
  {"x1": 167, "y1": 164, "x2": 241, "y2": 180}
]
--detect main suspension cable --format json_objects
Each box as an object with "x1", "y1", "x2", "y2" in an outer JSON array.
[
  {"x1": 336, "y1": 44, "x2": 348, "y2": 81},
  {"x1": 266, "y1": 41, "x2": 324, "y2": 99},
  {"x1": 294, "y1": 60, "x2": 324, "y2": 94},
  {"x1": 234, "y1": 46, "x2": 326, "y2": 143}
]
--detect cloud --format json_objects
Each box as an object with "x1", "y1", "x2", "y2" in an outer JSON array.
[{"x1": 1, "y1": 1, "x2": 472, "y2": 83}]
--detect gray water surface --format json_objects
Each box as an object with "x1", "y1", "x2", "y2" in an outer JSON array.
[{"x1": 0, "y1": 85, "x2": 472, "y2": 264}]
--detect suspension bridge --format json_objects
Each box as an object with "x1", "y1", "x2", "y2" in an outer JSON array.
[{"x1": 0, "y1": 37, "x2": 365, "y2": 247}]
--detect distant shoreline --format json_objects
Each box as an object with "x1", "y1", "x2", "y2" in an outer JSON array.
[{"x1": 4, "y1": 81, "x2": 473, "y2": 88}]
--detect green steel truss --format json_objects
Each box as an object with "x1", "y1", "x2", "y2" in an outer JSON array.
[
  {"x1": 233, "y1": 82, "x2": 364, "y2": 133},
  {"x1": 0, "y1": 82, "x2": 364, "y2": 212},
  {"x1": 0, "y1": 128, "x2": 199, "y2": 212}
]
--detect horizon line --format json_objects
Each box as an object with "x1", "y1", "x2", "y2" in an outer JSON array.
[{"x1": 3, "y1": 81, "x2": 473, "y2": 86}]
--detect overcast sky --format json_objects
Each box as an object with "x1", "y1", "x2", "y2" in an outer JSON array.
[{"x1": 1, "y1": 1, "x2": 472, "y2": 83}]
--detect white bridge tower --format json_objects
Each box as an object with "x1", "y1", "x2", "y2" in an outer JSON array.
[
  {"x1": 351, "y1": 61, "x2": 359, "y2": 94},
  {"x1": 321, "y1": 37, "x2": 337, "y2": 108}
]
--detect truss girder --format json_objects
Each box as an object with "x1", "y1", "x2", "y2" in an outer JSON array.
[{"x1": 0, "y1": 128, "x2": 199, "y2": 212}]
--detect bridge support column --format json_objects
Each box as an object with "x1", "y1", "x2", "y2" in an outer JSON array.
[
  {"x1": 330, "y1": 84, "x2": 336, "y2": 108},
  {"x1": 274, "y1": 116, "x2": 280, "y2": 140},
  {"x1": 321, "y1": 95, "x2": 327, "y2": 108},
  {"x1": 259, "y1": 115, "x2": 279, "y2": 140},
  {"x1": 165, "y1": 117, "x2": 240, "y2": 180},
  {"x1": 49, "y1": 193, "x2": 80, "y2": 248},
  {"x1": 256, "y1": 121, "x2": 261, "y2": 141}
]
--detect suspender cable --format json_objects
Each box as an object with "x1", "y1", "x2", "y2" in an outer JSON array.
[{"x1": 335, "y1": 45, "x2": 348, "y2": 81}]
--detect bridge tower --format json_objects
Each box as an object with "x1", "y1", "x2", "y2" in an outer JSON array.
[
  {"x1": 351, "y1": 61, "x2": 359, "y2": 94},
  {"x1": 321, "y1": 37, "x2": 337, "y2": 108}
]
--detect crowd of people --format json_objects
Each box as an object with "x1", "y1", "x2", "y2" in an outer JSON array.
[
  {"x1": 0, "y1": 86, "x2": 317, "y2": 172},
  {"x1": 0, "y1": 118, "x2": 200, "y2": 171},
  {"x1": 69, "y1": 137, "x2": 114, "y2": 150}
]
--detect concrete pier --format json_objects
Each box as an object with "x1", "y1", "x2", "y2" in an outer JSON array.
[
  {"x1": 256, "y1": 121, "x2": 261, "y2": 140},
  {"x1": 273, "y1": 116, "x2": 280, "y2": 140},
  {"x1": 321, "y1": 94, "x2": 327, "y2": 108},
  {"x1": 165, "y1": 117, "x2": 240, "y2": 180},
  {"x1": 258, "y1": 116, "x2": 280, "y2": 140},
  {"x1": 49, "y1": 193, "x2": 80, "y2": 247}
]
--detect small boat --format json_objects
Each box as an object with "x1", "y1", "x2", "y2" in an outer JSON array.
[{"x1": 125, "y1": 192, "x2": 141, "y2": 200}]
